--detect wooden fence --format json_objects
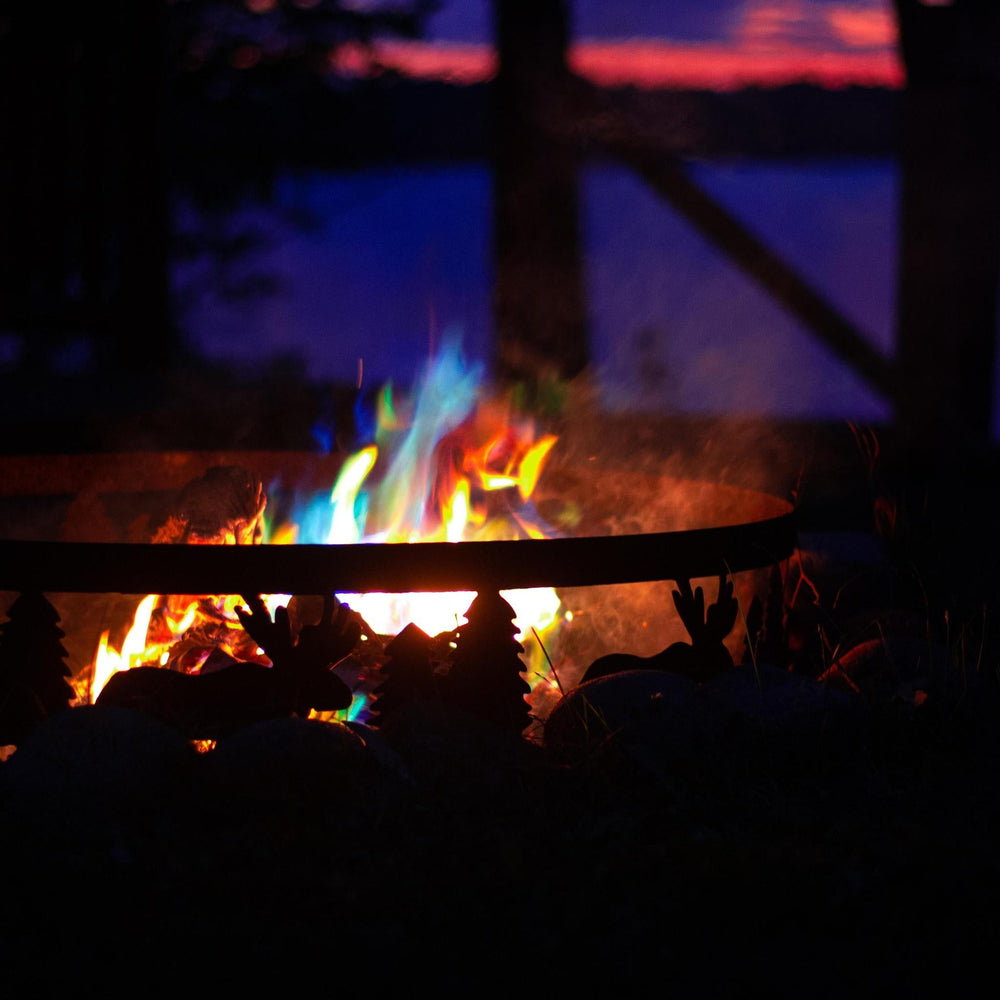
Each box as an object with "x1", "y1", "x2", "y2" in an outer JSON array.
[{"x1": 1, "y1": 0, "x2": 996, "y2": 470}]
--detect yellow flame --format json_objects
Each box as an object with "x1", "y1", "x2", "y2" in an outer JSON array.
[
  {"x1": 125, "y1": 595, "x2": 158, "y2": 660},
  {"x1": 481, "y1": 474, "x2": 516, "y2": 490},
  {"x1": 516, "y1": 434, "x2": 557, "y2": 500},
  {"x1": 470, "y1": 432, "x2": 557, "y2": 502},
  {"x1": 444, "y1": 479, "x2": 470, "y2": 543},
  {"x1": 270, "y1": 522, "x2": 298, "y2": 545},
  {"x1": 90, "y1": 630, "x2": 116, "y2": 701},
  {"x1": 90, "y1": 593, "x2": 158, "y2": 701},
  {"x1": 327, "y1": 445, "x2": 378, "y2": 544},
  {"x1": 172, "y1": 600, "x2": 199, "y2": 635}
]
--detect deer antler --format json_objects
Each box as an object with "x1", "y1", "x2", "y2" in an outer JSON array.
[
  {"x1": 672, "y1": 573, "x2": 737, "y2": 647},
  {"x1": 671, "y1": 578, "x2": 707, "y2": 644},
  {"x1": 292, "y1": 593, "x2": 363, "y2": 671},
  {"x1": 235, "y1": 593, "x2": 362, "y2": 673},
  {"x1": 705, "y1": 573, "x2": 738, "y2": 643}
]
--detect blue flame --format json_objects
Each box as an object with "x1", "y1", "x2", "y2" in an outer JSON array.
[
  {"x1": 373, "y1": 330, "x2": 482, "y2": 538},
  {"x1": 289, "y1": 328, "x2": 483, "y2": 544}
]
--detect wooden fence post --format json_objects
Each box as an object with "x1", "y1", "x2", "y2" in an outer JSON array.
[
  {"x1": 893, "y1": 0, "x2": 1000, "y2": 472},
  {"x1": 490, "y1": 0, "x2": 588, "y2": 399}
]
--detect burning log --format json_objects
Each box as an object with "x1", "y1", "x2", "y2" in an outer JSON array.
[
  {"x1": 140, "y1": 464, "x2": 269, "y2": 673},
  {"x1": 96, "y1": 594, "x2": 359, "y2": 741},
  {"x1": 147, "y1": 465, "x2": 267, "y2": 545}
]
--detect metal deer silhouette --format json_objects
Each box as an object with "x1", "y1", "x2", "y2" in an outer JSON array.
[{"x1": 581, "y1": 573, "x2": 739, "y2": 685}]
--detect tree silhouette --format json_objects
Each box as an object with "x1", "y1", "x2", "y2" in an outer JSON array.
[
  {"x1": 443, "y1": 591, "x2": 531, "y2": 732},
  {"x1": 368, "y1": 622, "x2": 437, "y2": 728},
  {"x1": 0, "y1": 0, "x2": 441, "y2": 388},
  {"x1": 0, "y1": 592, "x2": 75, "y2": 746}
]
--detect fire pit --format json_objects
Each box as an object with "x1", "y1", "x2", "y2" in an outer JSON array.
[
  {"x1": 0, "y1": 473, "x2": 793, "y2": 595},
  {"x1": 0, "y1": 342, "x2": 803, "y2": 746},
  {"x1": 0, "y1": 445, "x2": 795, "y2": 695}
]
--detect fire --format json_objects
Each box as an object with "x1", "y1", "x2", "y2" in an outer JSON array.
[
  {"x1": 286, "y1": 337, "x2": 567, "y2": 706},
  {"x1": 86, "y1": 336, "x2": 567, "y2": 720},
  {"x1": 90, "y1": 594, "x2": 158, "y2": 699}
]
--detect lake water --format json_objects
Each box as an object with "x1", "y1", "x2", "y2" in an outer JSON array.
[{"x1": 175, "y1": 157, "x2": 994, "y2": 436}]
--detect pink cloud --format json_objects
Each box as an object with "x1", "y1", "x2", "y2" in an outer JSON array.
[
  {"x1": 360, "y1": 36, "x2": 903, "y2": 91},
  {"x1": 568, "y1": 38, "x2": 902, "y2": 89},
  {"x1": 338, "y1": 3, "x2": 904, "y2": 91},
  {"x1": 736, "y1": 0, "x2": 898, "y2": 52},
  {"x1": 737, "y1": 2, "x2": 829, "y2": 51},
  {"x1": 826, "y1": 5, "x2": 899, "y2": 48},
  {"x1": 361, "y1": 40, "x2": 497, "y2": 85}
]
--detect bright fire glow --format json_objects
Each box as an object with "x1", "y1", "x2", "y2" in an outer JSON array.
[
  {"x1": 86, "y1": 335, "x2": 567, "y2": 720},
  {"x1": 90, "y1": 594, "x2": 158, "y2": 698}
]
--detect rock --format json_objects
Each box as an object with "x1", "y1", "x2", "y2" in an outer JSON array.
[
  {"x1": 823, "y1": 635, "x2": 951, "y2": 701},
  {"x1": 543, "y1": 669, "x2": 710, "y2": 755},
  {"x1": 197, "y1": 716, "x2": 392, "y2": 824},
  {"x1": 544, "y1": 663, "x2": 864, "y2": 785},
  {"x1": 702, "y1": 662, "x2": 856, "y2": 735},
  {"x1": 0, "y1": 703, "x2": 199, "y2": 863}
]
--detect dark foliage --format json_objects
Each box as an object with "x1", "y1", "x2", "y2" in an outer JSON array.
[{"x1": 742, "y1": 562, "x2": 786, "y2": 668}]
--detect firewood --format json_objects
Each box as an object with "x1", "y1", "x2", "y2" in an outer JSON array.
[{"x1": 148, "y1": 465, "x2": 266, "y2": 545}]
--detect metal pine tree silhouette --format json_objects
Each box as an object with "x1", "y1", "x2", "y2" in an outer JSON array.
[
  {"x1": 368, "y1": 622, "x2": 437, "y2": 727},
  {"x1": 443, "y1": 591, "x2": 531, "y2": 733},
  {"x1": 0, "y1": 591, "x2": 75, "y2": 746}
]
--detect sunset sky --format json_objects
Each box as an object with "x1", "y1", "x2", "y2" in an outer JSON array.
[
  {"x1": 186, "y1": 1, "x2": 915, "y2": 428},
  {"x1": 347, "y1": 0, "x2": 904, "y2": 90}
]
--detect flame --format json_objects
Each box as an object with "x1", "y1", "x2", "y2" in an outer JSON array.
[
  {"x1": 87, "y1": 589, "x2": 290, "y2": 704},
  {"x1": 90, "y1": 594, "x2": 158, "y2": 700},
  {"x1": 326, "y1": 445, "x2": 377, "y2": 544},
  {"x1": 302, "y1": 339, "x2": 564, "y2": 653},
  {"x1": 86, "y1": 335, "x2": 568, "y2": 721},
  {"x1": 443, "y1": 478, "x2": 470, "y2": 543}
]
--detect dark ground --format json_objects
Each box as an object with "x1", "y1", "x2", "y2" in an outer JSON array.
[
  {"x1": 1, "y1": 660, "x2": 998, "y2": 996},
  {"x1": 1, "y1": 378, "x2": 1000, "y2": 995}
]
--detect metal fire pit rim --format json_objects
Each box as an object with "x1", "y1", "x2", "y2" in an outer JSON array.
[{"x1": 0, "y1": 507, "x2": 796, "y2": 595}]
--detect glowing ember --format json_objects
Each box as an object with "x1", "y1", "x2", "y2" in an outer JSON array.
[{"x1": 86, "y1": 335, "x2": 567, "y2": 719}]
